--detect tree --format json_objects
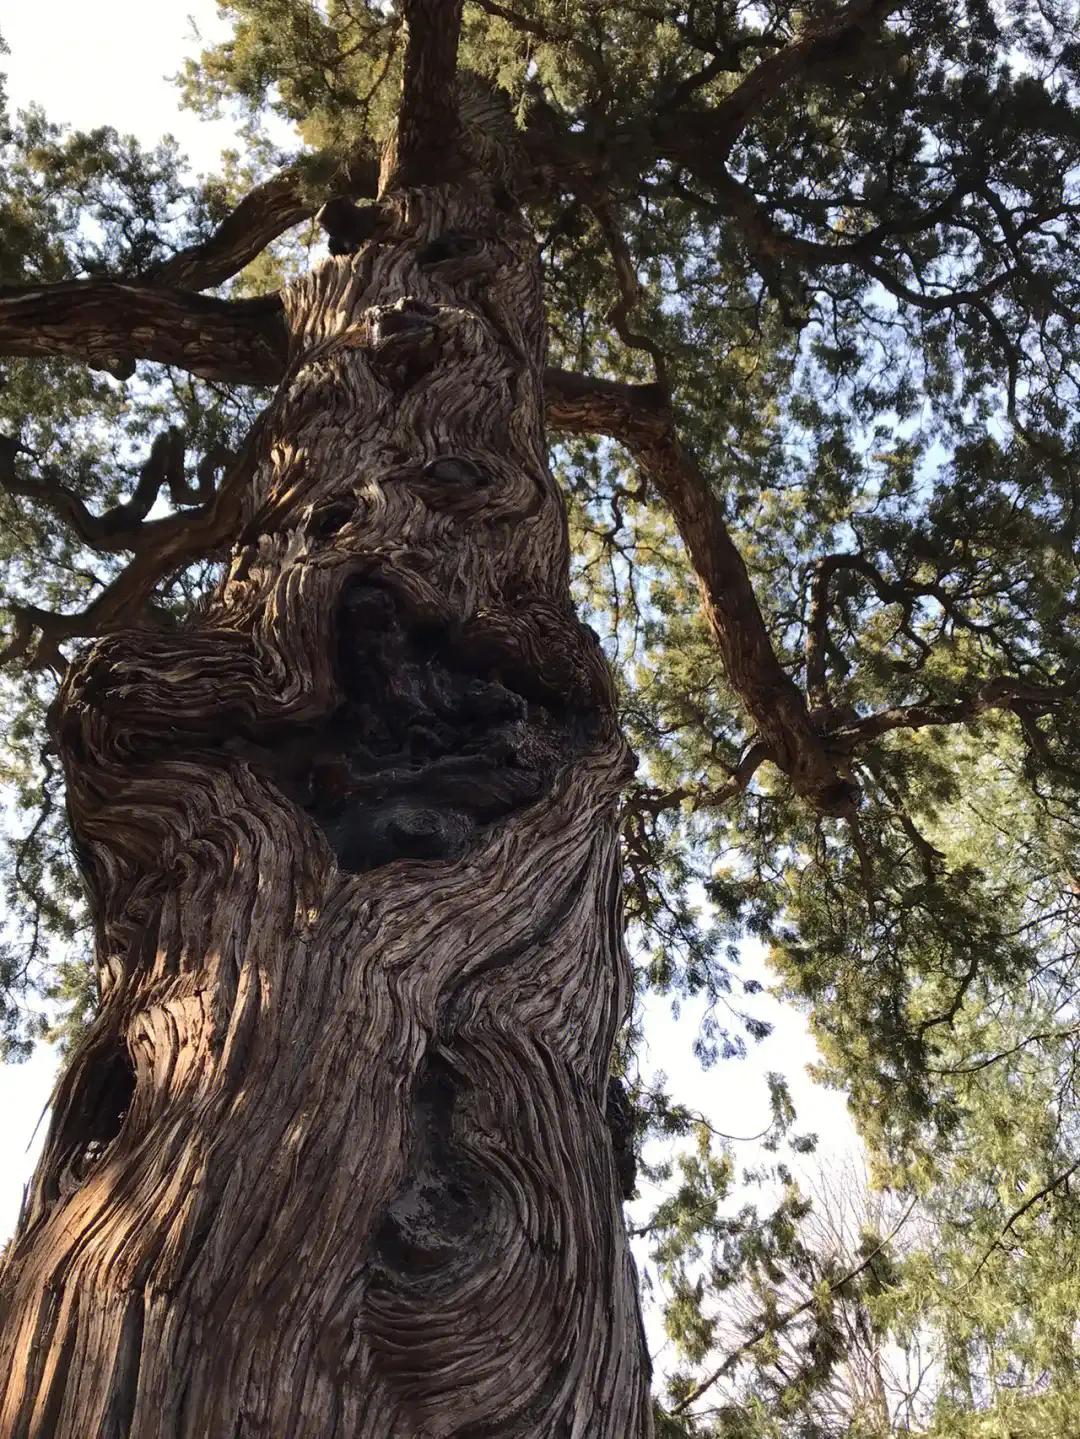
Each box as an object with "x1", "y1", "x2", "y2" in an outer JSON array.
[
  {"x1": 0, "y1": 5, "x2": 653, "y2": 1434},
  {"x1": 2, "y1": 0, "x2": 1080, "y2": 1433}
]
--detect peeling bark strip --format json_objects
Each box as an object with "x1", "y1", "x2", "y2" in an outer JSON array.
[{"x1": 0, "y1": 12, "x2": 653, "y2": 1436}]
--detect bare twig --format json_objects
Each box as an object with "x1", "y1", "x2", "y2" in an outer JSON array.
[{"x1": 673, "y1": 1193, "x2": 919, "y2": 1414}]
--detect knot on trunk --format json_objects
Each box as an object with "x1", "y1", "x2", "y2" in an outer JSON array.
[
  {"x1": 369, "y1": 1055, "x2": 494, "y2": 1287},
  {"x1": 368, "y1": 299, "x2": 441, "y2": 389}
]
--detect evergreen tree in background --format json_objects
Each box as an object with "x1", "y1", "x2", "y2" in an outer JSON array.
[{"x1": 1, "y1": 1, "x2": 1080, "y2": 1432}]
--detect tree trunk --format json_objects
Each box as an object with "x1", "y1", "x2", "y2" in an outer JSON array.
[{"x1": 0, "y1": 121, "x2": 653, "y2": 1438}]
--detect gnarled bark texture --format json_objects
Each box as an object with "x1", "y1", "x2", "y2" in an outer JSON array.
[{"x1": 0, "y1": 100, "x2": 653, "y2": 1439}]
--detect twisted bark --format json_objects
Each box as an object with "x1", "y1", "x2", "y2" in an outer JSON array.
[
  {"x1": 0, "y1": 282, "x2": 286, "y2": 385},
  {"x1": 0, "y1": 37, "x2": 652, "y2": 1437}
]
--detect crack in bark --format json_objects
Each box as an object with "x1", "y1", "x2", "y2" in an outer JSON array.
[
  {"x1": 40, "y1": 1037, "x2": 136, "y2": 1207},
  {"x1": 606, "y1": 1077, "x2": 637, "y2": 1201}
]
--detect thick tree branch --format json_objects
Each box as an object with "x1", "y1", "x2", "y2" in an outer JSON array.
[
  {"x1": 472, "y1": 0, "x2": 563, "y2": 43},
  {"x1": 544, "y1": 368, "x2": 670, "y2": 444},
  {"x1": 0, "y1": 281, "x2": 287, "y2": 385},
  {"x1": 148, "y1": 152, "x2": 379, "y2": 291},
  {"x1": 546, "y1": 369, "x2": 857, "y2": 814},
  {"x1": 680, "y1": 0, "x2": 900, "y2": 158},
  {"x1": 388, "y1": 0, "x2": 466, "y2": 189}
]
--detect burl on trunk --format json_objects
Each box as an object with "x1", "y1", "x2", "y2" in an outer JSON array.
[{"x1": 0, "y1": 6, "x2": 653, "y2": 1436}]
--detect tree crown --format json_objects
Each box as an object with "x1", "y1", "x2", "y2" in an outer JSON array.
[{"x1": 3, "y1": 2, "x2": 1080, "y2": 1429}]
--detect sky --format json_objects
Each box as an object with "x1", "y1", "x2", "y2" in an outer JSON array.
[{"x1": 0, "y1": 0, "x2": 859, "y2": 1284}]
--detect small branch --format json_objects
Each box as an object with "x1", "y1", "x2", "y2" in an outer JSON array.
[
  {"x1": 858, "y1": 752, "x2": 944, "y2": 882},
  {"x1": 0, "y1": 423, "x2": 264, "y2": 669},
  {"x1": 0, "y1": 280, "x2": 287, "y2": 386},
  {"x1": 577, "y1": 182, "x2": 668, "y2": 387},
  {"x1": 847, "y1": 813, "x2": 877, "y2": 919},
  {"x1": 674, "y1": 162, "x2": 990, "y2": 311},
  {"x1": 624, "y1": 741, "x2": 771, "y2": 820},
  {"x1": 806, "y1": 555, "x2": 845, "y2": 713},
  {"x1": 927, "y1": 1023, "x2": 1080, "y2": 1077},
  {"x1": 803, "y1": 551, "x2": 1079, "y2": 752},
  {"x1": 1, "y1": 430, "x2": 231, "y2": 553},
  {"x1": 957, "y1": 1160, "x2": 1080, "y2": 1290},
  {"x1": 805, "y1": 550, "x2": 927, "y2": 711},
  {"x1": 840, "y1": 675, "x2": 1080, "y2": 746},
  {"x1": 915, "y1": 949, "x2": 981, "y2": 1039},
  {"x1": 148, "y1": 150, "x2": 379, "y2": 291}
]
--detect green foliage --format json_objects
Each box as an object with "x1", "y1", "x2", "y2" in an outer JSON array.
[{"x1": 5, "y1": 1, "x2": 1080, "y2": 1430}]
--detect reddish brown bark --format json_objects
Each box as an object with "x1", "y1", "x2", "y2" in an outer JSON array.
[{"x1": 0, "y1": 10, "x2": 653, "y2": 1431}]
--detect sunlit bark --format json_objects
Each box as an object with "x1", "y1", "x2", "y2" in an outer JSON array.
[{"x1": 0, "y1": 21, "x2": 653, "y2": 1430}]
